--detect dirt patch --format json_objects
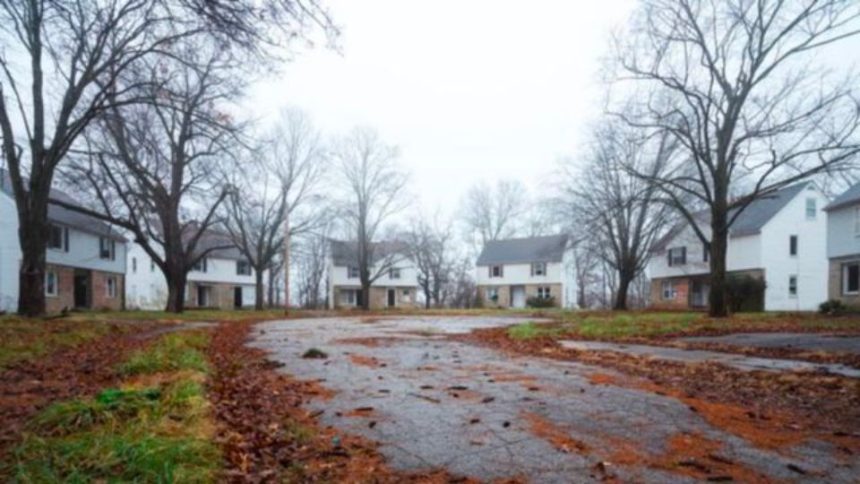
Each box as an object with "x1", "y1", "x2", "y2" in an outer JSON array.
[
  {"x1": 207, "y1": 321, "x2": 475, "y2": 482},
  {"x1": 349, "y1": 354, "x2": 384, "y2": 368},
  {"x1": 588, "y1": 373, "x2": 617, "y2": 385},
  {"x1": 331, "y1": 336, "x2": 407, "y2": 347},
  {"x1": 522, "y1": 411, "x2": 589, "y2": 454},
  {"x1": 673, "y1": 341, "x2": 860, "y2": 369}
]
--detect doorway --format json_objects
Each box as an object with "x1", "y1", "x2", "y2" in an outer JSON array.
[
  {"x1": 233, "y1": 287, "x2": 243, "y2": 308},
  {"x1": 73, "y1": 270, "x2": 90, "y2": 309},
  {"x1": 196, "y1": 285, "x2": 210, "y2": 307},
  {"x1": 387, "y1": 288, "x2": 396, "y2": 308},
  {"x1": 511, "y1": 286, "x2": 526, "y2": 308}
]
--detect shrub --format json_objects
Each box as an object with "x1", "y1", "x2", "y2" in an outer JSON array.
[
  {"x1": 725, "y1": 275, "x2": 766, "y2": 313},
  {"x1": 526, "y1": 296, "x2": 556, "y2": 308},
  {"x1": 819, "y1": 299, "x2": 846, "y2": 316}
]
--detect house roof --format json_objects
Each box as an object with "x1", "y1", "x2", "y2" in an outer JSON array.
[
  {"x1": 651, "y1": 182, "x2": 812, "y2": 252},
  {"x1": 476, "y1": 234, "x2": 568, "y2": 266},
  {"x1": 191, "y1": 228, "x2": 244, "y2": 260},
  {"x1": 0, "y1": 169, "x2": 126, "y2": 242},
  {"x1": 329, "y1": 239, "x2": 407, "y2": 267},
  {"x1": 825, "y1": 182, "x2": 860, "y2": 212}
]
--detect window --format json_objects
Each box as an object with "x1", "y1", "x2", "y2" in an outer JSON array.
[
  {"x1": 490, "y1": 265, "x2": 503, "y2": 278},
  {"x1": 345, "y1": 289, "x2": 358, "y2": 305},
  {"x1": 537, "y1": 286, "x2": 551, "y2": 299},
  {"x1": 788, "y1": 275, "x2": 798, "y2": 297},
  {"x1": 703, "y1": 242, "x2": 710, "y2": 263},
  {"x1": 236, "y1": 260, "x2": 252, "y2": 276},
  {"x1": 485, "y1": 288, "x2": 499, "y2": 302},
  {"x1": 192, "y1": 258, "x2": 208, "y2": 273},
  {"x1": 389, "y1": 267, "x2": 401, "y2": 279},
  {"x1": 531, "y1": 262, "x2": 546, "y2": 276},
  {"x1": 844, "y1": 263, "x2": 860, "y2": 295},
  {"x1": 45, "y1": 271, "x2": 58, "y2": 297},
  {"x1": 805, "y1": 198, "x2": 817, "y2": 220},
  {"x1": 667, "y1": 247, "x2": 686, "y2": 267},
  {"x1": 150, "y1": 260, "x2": 156, "y2": 272},
  {"x1": 789, "y1": 235, "x2": 798, "y2": 256},
  {"x1": 48, "y1": 225, "x2": 67, "y2": 251},
  {"x1": 348, "y1": 266, "x2": 360, "y2": 278},
  {"x1": 403, "y1": 289, "x2": 410, "y2": 296},
  {"x1": 106, "y1": 276, "x2": 117, "y2": 299},
  {"x1": 661, "y1": 280, "x2": 676, "y2": 300},
  {"x1": 132, "y1": 257, "x2": 137, "y2": 273},
  {"x1": 855, "y1": 207, "x2": 860, "y2": 236},
  {"x1": 99, "y1": 237, "x2": 116, "y2": 260}
]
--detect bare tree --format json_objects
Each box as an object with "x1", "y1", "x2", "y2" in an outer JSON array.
[
  {"x1": 294, "y1": 222, "x2": 333, "y2": 309},
  {"x1": 461, "y1": 179, "x2": 529, "y2": 248},
  {"x1": 59, "y1": 45, "x2": 242, "y2": 313},
  {"x1": 446, "y1": 256, "x2": 478, "y2": 309},
  {"x1": 0, "y1": 0, "x2": 335, "y2": 316},
  {"x1": 224, "y1": 109, "x2": 327, "y2": 310},
  {"x1": 405, "y1": 216, "x2": 454, "y2": 308},
  {"x1": 556, "y1": 123, "x2": 675, "y2": 310},
  {"x1": 334, "y1": 127, "x2": 409, "y2": 310},
  {"x1": 611, "y1": 0, "x2": 860, "y2": 316}
]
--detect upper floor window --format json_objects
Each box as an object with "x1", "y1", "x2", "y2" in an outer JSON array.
[
  {"x1": 537, "y1": 286, "x2": 551, "y2": 299},
  {"x1": 236, "y1": 260, "x2": 252, "y2": 276},
  {"x1": 855, "y1": 207, "x2": 860, "y2": 236},
  {"x1": 667, "y1": 247, "x2": 686, "y2": 267},
  {"x1": 389, "y1": 267, "x2": 401, "y2": 279},
  {"x1": 661, "y1": 280, "x2": 676, "y2": 300},
  {"x1": 805, "y1": 198, "x2": 817, "y2": 220},
  {"x1": 789, "y1": 235, "x2": 798, "y2": 256},
  {"x1": 788, "y1": 275, "x2": 798, "y2": 298},
  {"x1": 45, "y1": 271, "x2": 58, "y2": 296},
  {"x1": 150, "y1": 260, "x2": 156, "y2": 272},
  {"x1": 132, "y1": 257, "x2": 137, "y2": 273},
  {"x1": 348, "y1": 266, "x2": 360, "y2": 278},
  {"x1": 703, "y1": 242, "x2": 710, "y2": 263},
  {"x1": 843, "y1": 263, "x2": 860, "y2": 295},
  {"x1": 99, "y1": 237, "x2": 116, "y2": 260},
  {"x1": 48, "y1": 224, "x2": 68, "y2": 251},
  {"x1": 106, "y1": 276, "x2": 117, "y2": 299},
  {"x1": 531, "y1": 262, "x2": 546, "y2": 277},
  {"x1": 192, "y1": 258, "x2": 208, "y2": 273},
  {"x1": 489, "y1": 265, "x2": 504, "y2": 278}
]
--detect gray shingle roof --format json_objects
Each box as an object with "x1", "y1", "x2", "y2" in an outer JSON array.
[
  {"x1": 476, "y1": 234, "x2": 568, "y2": 266},
  {"x1": 1, "y1": 169, "x2": 126, "y2": 242},
  {"x1": 825, "y1": 182, "x2": 860, "y2": 212},
  {"x1": 329, "y1": 239, "x2": 407, "y2": 267},
  {"x1": 729, "y1": 183, "x2": 809, "y2": 237}
]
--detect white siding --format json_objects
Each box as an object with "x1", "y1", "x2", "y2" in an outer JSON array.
[
  {"x1": 329, "y1": 258, "x2": 419, "y2": 288},
  {"x1": 475, "y1": 261, "x2": 564, "y2": 286},
  {"x1": 649, "y1": 225, "x2": 761, "y2": 279},
  {"x1": 827, "y1": 204, "x2": 860, "y2": 259},
  {"x1": 46, "y1": 229, "x2": 126, "y2": 275},
  {"x1": 0, "y1": 193, "x2": 20, "y2": 312}
]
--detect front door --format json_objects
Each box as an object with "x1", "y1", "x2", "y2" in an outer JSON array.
[
  {"x1": 511, "y1": 286, "x2": 526, "y2": 308},
  {"x1": 197, "y1": 285, "x2": 209, "y2": 307},
  {"x1": 73, "y1": 271, "x2": 90, "y2": 308},
  {"x1": 387, "y1": 288, "x2": 396, "y2": 308},
  {"x1": 234, "y1": 287, "x2": 243, "y2": 308}
]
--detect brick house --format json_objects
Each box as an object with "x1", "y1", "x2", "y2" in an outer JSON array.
[
  {"x1": 475, "y1": 235, "x2": 577, "y2": 309},
  {"x1": 824, "y1": 182, "x2": 860, "y2": 307},
  {"x1": 648, "y1": 183, "x2": 829, "y2": 311},
  {"x1": 327, "y1": 240, "x2": 419, "y2": 309},
  {"x1": 0, "y1": 170, "x2": 127, "y2": 313}
]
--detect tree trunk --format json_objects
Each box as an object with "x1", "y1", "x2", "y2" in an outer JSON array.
[
  {"x1": 18, "y1": 223, "x2": 48, "y2": 316},
  {"x1": 423, "y1": 286, "x2": 431, "y2": 309},
  {"x1": 709, "y1": 206, "x2": 730, "y2": 317},
  {"x1": 267, "y1": 268, "x2": 275, "y2": 307},
  {"x1": 254, "y1": 267, "x2": 264, "y2": 310},
  {"x1": 164, "y1": 268, "x2": 187, "y2": 313},
  {"x1": 613, "y1": 269, "x2": 632, "y2": 310},
  {"x1": 361, "y1": 281, "x2": 371, "y2": 310}
]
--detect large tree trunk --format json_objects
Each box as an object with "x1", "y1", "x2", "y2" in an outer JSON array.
[
  {"x1": 254, "y1": 268, "x2": 264, "y2": 310},
  {"x1": 708, "y1": 204, "x2": 730, "y2": 317},
  {"x1": 613, "y1": 268, "x2": 633, "y2": 310},
  {"x1": 16, "y1": 195, "x2": 49, "y2": 316},
  {"x1": 360, "y1": 280, "x2": 371, "y2": 310},
  {"x1": 423, "y1": 286, "x2": 431, "y2": 309},
  {"x1": 164, "y1": 267, "x2": 187, "y2": 313}
]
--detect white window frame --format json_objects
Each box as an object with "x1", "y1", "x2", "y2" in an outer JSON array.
[
  {"x1": 490, "y1": 265, "x2": 503, "y2": 278},
  {"x1": 236, "y1": 260, "x2": 252, "y2": 276},
  {"x1": 843, "y1": 263, "x2": 860, "y2": 295},
  {"x1": 389, "y1": 267, "x2": 401, "y2": 279},
  {"x1": 45, "y1": 270, "x2": 59, "y2": 297},
  {"x1": 192, "y1": 258, "x2": 208, "y2": 273},
  {"x1": 485, "y1": 287, "x2": 499, "y2": 302},
  {"x1": 106, "y1": 276, "x2": 117, "y2": 299},
  {"x1": 537, "y1": 286, "x2": 551, "y2": 299},
  {"x1": 667, "y1": 247, "x2": 686, "y2": 267},
  {"x1": 789, "y1": 235, "x2": 798, "y2": 257},
  {"x1": 347, "y1": 266, "x2": 360, "y2": 279},
  {"x1": 345, "y1": 289, "x2": 357, "y2": 305},
  {"x1": 788, "y1": 275, "x2": 798, "y2": 298},
  {"x1": 661, "y1": 280, "x2": 676, "y2": 300},
  {"x1": 48, "y1": 225, "x2": 67, "y2": 252},
  {"x1": 805, "y1": 198, "x2": 817, "y2": 220},
  {"x1": 531, "y1": 262, "x2": 547, "y2": 277},
  {"x1": 99, "y1": 237, "x2": 116, "y2": 260}
]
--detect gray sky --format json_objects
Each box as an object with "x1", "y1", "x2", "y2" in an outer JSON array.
[{"x1": 247, "y1": 0, "x2": 636, "y2": 216}]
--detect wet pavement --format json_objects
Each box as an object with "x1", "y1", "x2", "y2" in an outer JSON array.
[
  {"x1": 250, "y1": 316, "x2": 859, "y2": 483},
  {"x1": 559, "y1": 340, "x2": 860, "y2": 378},
  {"x1": 679, "y1": 332, "x2": 860, "y2": 354}
]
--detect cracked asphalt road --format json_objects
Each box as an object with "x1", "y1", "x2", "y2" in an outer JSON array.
[{"x1": 250, "y1": 316, "x2": 859, "y2": 483}]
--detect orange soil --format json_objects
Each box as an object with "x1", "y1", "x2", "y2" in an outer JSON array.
[
  {"x1": 349, "y1": 354, "x2": 383, "y2": 368},
  {"x1": 588, "y1": 373, "x2": 617, "y2": 385},
  {"x1": 522, "y1": 411, "x2": 589, "y2": 454}
]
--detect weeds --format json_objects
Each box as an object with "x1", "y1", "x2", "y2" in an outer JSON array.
[
  {"x1": 0, "y1": 318, "x2": 118, "y2": 370},
  {"x1": 120, "y1": 331, "x2": 210, "y2": 375}
]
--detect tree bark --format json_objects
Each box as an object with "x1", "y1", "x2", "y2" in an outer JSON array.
[
  {"x1": 708, "y1": 203, "x2": 730, "y2": 317},
  {"x1": 254, "y1": 267, "x2": 264, "y2": 310},
  {"x1": 613, "y1": 269, "x2": 632, "y2": 310},
  {"x1": 17, "y1": 212, "x2": 48, "y2": 316},
  {"x1": 165, "y1": 268, "x2": 187, "y2": 313},
  {"x1": 360, "y1": 281, "x2": 371, "y2": 310}
]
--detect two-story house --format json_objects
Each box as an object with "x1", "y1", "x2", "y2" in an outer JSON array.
[
  {"x1": 327, "y1": 239, "x2": 419, "y2": 309},
  {"x1": 126, "y1": 230, "x2": 261, "y2": 310},
  {"x1": 475, "y1": 234, "x2": 577, "y2": 309},
  {"x1": 648, "y1": 183, "x2": 829, "y2": 311},
  {"x1": 824, "y1": 182, "x2": 860, "y2": 307},
  {"x1": 0, "y1": 170, "x2": 127, "y2": 313}
]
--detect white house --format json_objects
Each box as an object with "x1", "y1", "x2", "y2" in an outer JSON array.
[
  {"x1": 824, "y1": 182, "x2": 860, "y2": 307},
  {"x1": 648, "y1": 183, "x2": 829, "y2": 311},
  {"x1": 126, "y1": 230, "x2": 261, "y2": 310},
  {"x1": 0, "y1": 170, "x2": 127, "y2": 313},
  {"x1": 327, "y1": 240, "x2": 419, "y2": 309},
  {"x1": 475, "y1": 234, "x2": 577, "y2": 309}
]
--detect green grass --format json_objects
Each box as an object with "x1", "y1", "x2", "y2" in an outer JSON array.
[
  {"x1": 508, "y1": 321, "x2": 572, "y2": 340},
  {"x1": 120, "y1": 331, "x2": 210, "y2": 376},
  {"x1": 0, "y1": 317, "x2": 119, "y2": 370}
]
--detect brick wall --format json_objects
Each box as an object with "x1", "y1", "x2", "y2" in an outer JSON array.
[
  {"x1": 45, "y1": 264, "x2": 75, "y2": 313},
  {"x1": 649, "y1": 277, "x2": 690, "y2": 309},
  {"x1": 477, "y1": 285, "x2": 511, "y2": 308},
  {"x1": 525, "y1": 283, "x2": 562, "y2": 307},
  {"x1": 91, "y1": 270, "x2": 124, "y2": 311},
  {"x1": 186, "y1": 282, "x2": 242, "y2": 310}
]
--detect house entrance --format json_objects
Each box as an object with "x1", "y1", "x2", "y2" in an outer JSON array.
[
  {"x1": 73, "y1": 270, "x2": 90, "y2": 309},
  {"x1": 387, "y1": 288, "x2": 396, "y2": 308}
]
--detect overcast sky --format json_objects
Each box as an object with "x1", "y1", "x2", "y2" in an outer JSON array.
[{"x1": 247, "y1": 0, "x2": 637, "y2": 217}]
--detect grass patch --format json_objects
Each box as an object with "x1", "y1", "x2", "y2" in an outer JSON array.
[
  {"x1": 120, "y1": 331, "x2": 210, "y2": 376},
  {"x1": 302, "y1": 348, "x2": 328, "y2": 359},
  {"x1": 508, "y1": 322, "x2": 571, "y2": 340},
  {"x1": 0, "y1": 317, "x2": 119, "y2": 370}
]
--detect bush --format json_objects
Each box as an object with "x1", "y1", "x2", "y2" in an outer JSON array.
[
  {"x1": 726, "y1": 274, "x2": 766, "y2": 312},
  {"x1": 819, "y1": 299, "x2": 846, "y2": 316},
  {"x1": 526, "y1": 296, "x2": 556, "y2": 308}
]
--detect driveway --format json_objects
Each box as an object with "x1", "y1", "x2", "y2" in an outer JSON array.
[{"x1": 250, "y1": 316, "x2": 858, "y2": 483}]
